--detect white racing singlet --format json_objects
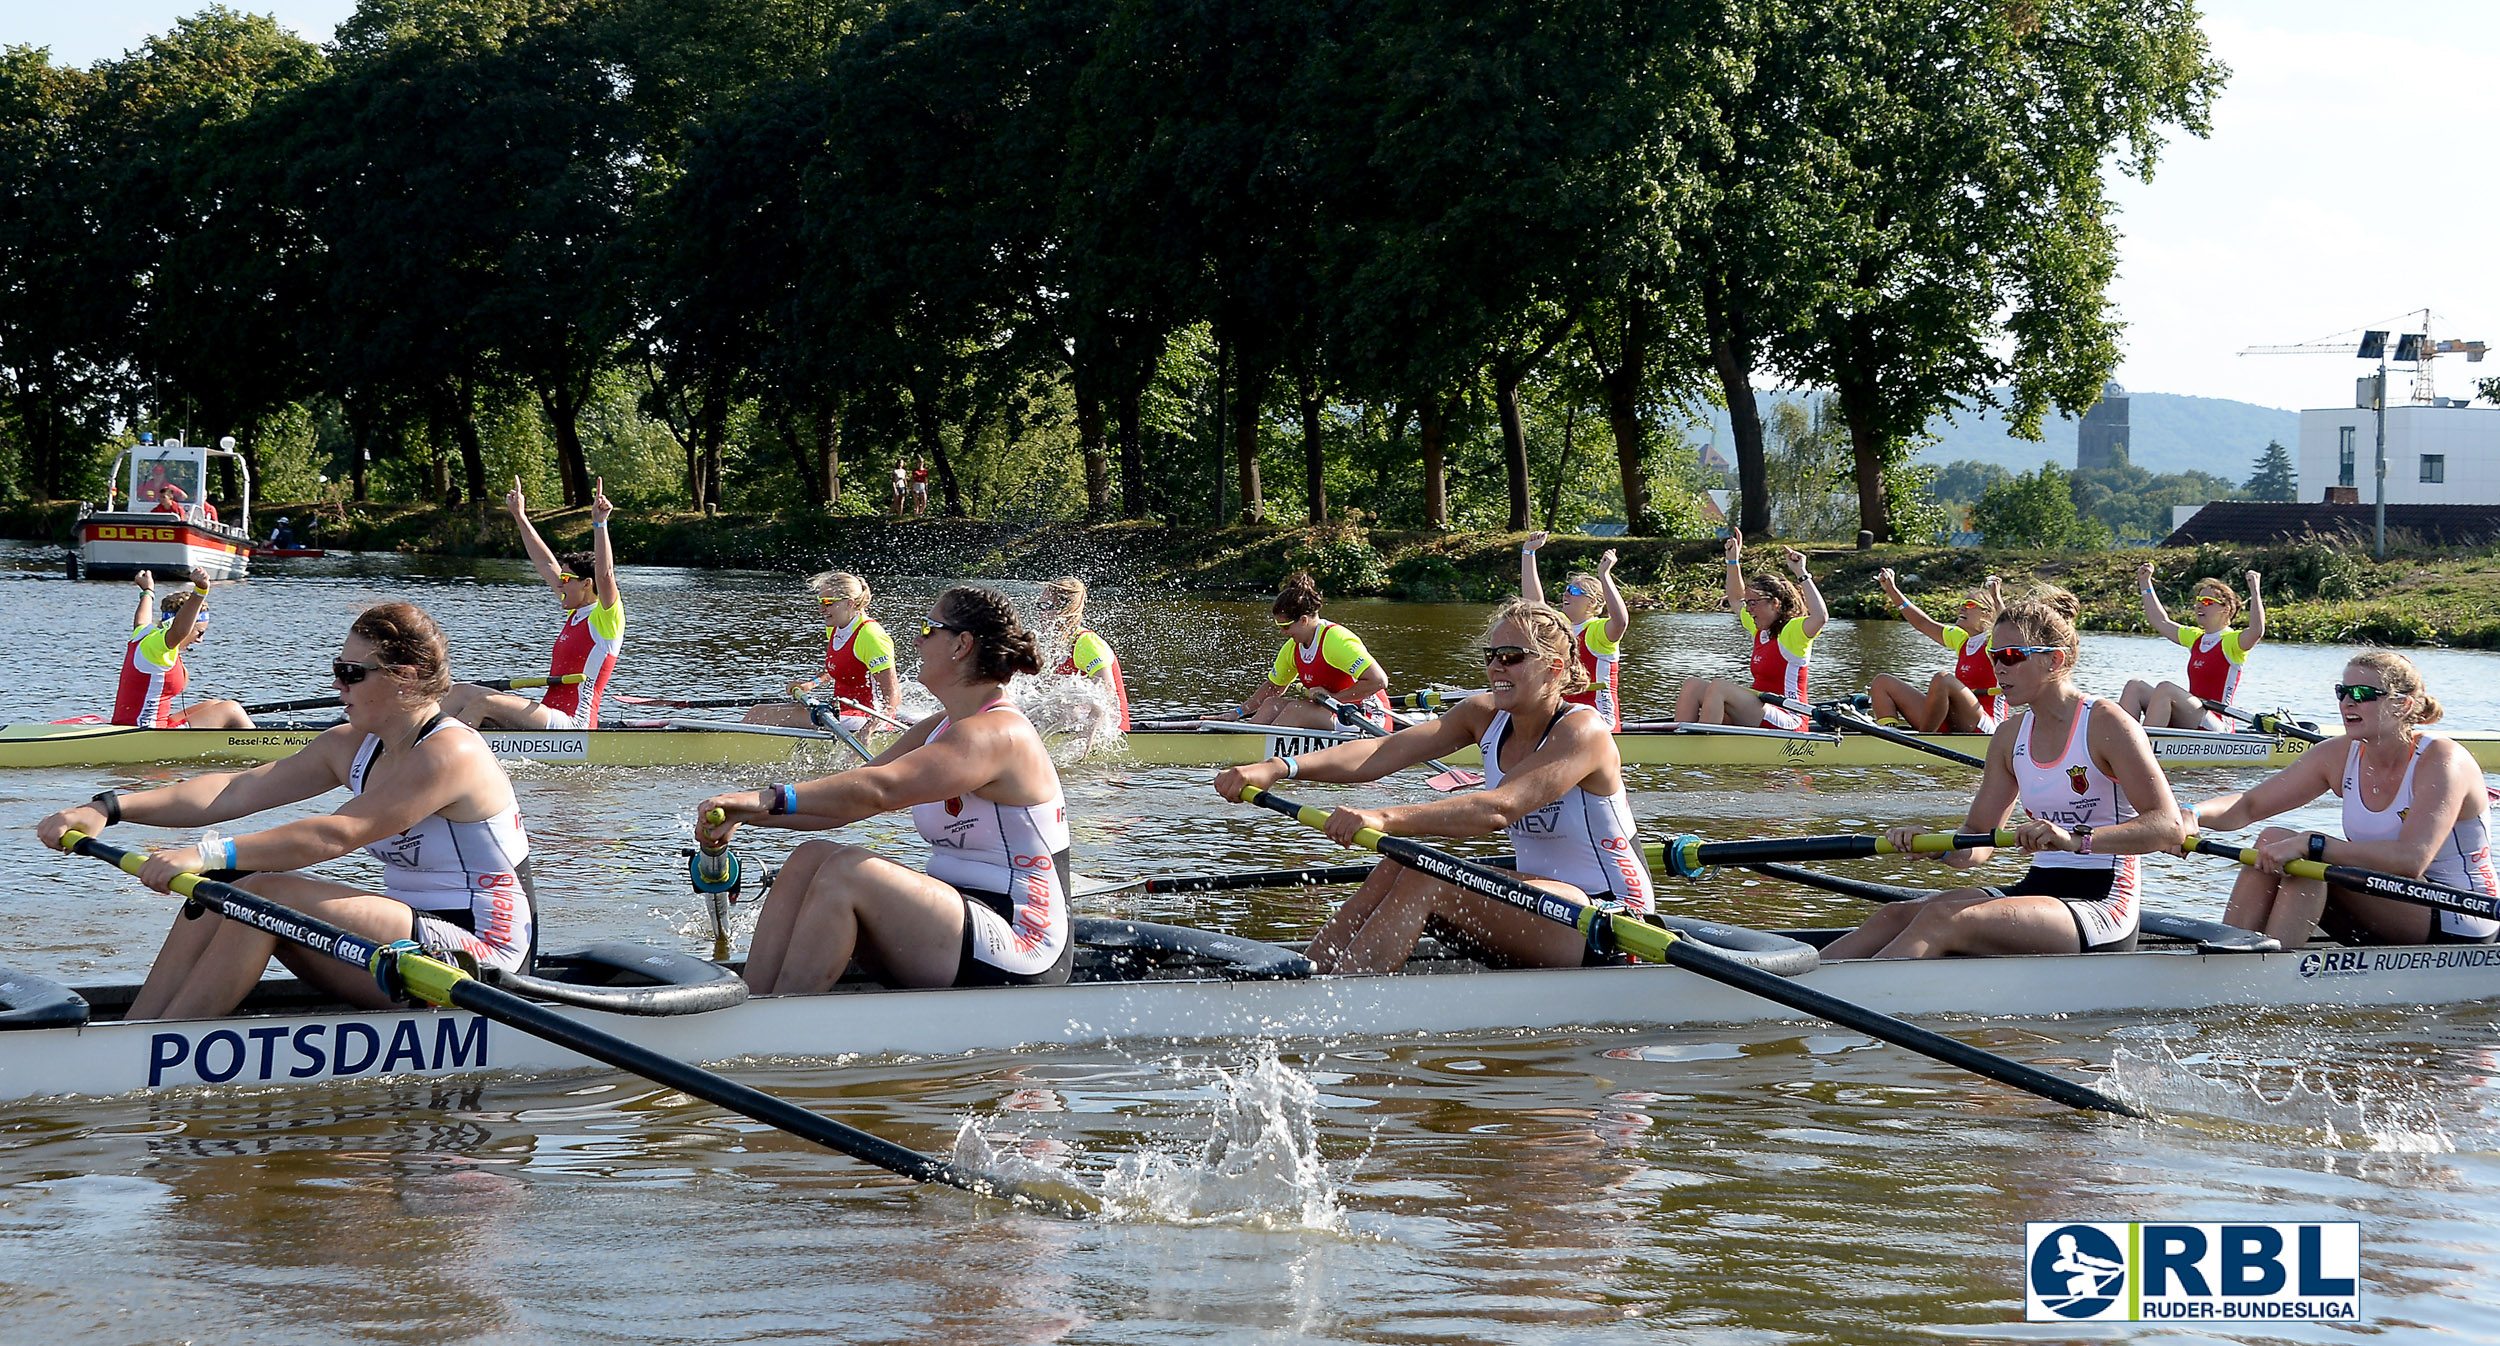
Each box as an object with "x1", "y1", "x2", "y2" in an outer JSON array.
[
  {"x1": 2339, "y1": 738, "x2": 2500, "y2": 941},
  {"x1": 1479, "y1": 705, "x2": 1653, "y2": 912},
  {"x1": 2009, "y1": 696, "x2": 2139, "y2": 947},
  {"x1": 909, "y1": 703, "x2": 1073, "y2": 978},
  {"x1": 347, "y1": 716, "x2": 535, "y2": 972}
]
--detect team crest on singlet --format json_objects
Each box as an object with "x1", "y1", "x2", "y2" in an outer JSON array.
[
  {"x1": 2067, "y1": 765, "x2": 2089, "y2": 794},
  {"x1": 944, "y1": 796, "x2": 963, "y2": 816}
]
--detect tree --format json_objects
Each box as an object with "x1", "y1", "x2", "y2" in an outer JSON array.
[
  {"x1": 0, "y1": 46, "x2": 109, "y2": 499},
  {"x1": 1973, "y1": 463, "x2": 2106, "y2": 550},
  {"x1": 2245, "y1": 439, "x2": 2296, "y2": 501}
]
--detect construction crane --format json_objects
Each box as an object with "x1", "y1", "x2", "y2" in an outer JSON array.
[{"x1": 2237, "y1": 310, "x2": 2488, "y2": 558}]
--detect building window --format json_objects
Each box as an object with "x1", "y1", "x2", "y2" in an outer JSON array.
[
  {"x1": 2339, "y1": 427, "x2": 2357, "y2": 487},
  {"x1": 2421, "y1": 454, "x2": 2445, "y2": 484}
]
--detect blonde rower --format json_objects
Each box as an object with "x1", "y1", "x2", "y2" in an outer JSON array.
[
  {"x1": 1824, "y1": 588, "x2": 2185, "y2": 959},
  {"x1": 1037, "y1": 576, "x2": 1130, "y2": 734},
  {"x1": 2183, "y1": 651, "x2": 2497, "y2": 948},
  {"x1": 1521, "y1": 532, "x2": 1630, "y2": 728},
  {"x1": 2119, "y1": 565, "x2": 2265, "y2": 730},
  {"x1": 1867, "y1": 571, "x2": 2006, "y2": 733},
  {"x1": 746, "y1": 571, "x2": 902, "y2": 732},
  {"x1": 1213, "y1": 600, "x2": 1650, "y2": 973}
]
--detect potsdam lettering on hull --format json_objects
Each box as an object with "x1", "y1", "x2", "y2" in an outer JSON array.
[{"x1": 148, "y1": 1016, "x2": 488, "y2": 1086}]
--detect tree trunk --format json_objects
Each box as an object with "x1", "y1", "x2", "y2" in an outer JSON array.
[
  {"x1": 345, "y1": 395, "x2": 372, "y2": 503},
  {"x1": 1299, "y1": 368, "x2": 1326, "y2": 524},
  {"x1": 1074, "y1": 378, "x2": 1110, "y2": 522},
  {"x1": 1232, "y1": 356, "x2": 1267, "y2": 524},
  {"x1": 1116, "y1": 379, "x2": 1146, "y2": 520},
  {"x1": 1543, "y1": 402, "x2": 1576, "y2": 529},
  {"x1": 698, "y1": 384, "x2": 729, "y2": 514},
  {"x1": 1595, "y1": 300, "x2": 1651, "y2": 534},
  {"x1": 909, "y1": 374, "x2": 964, "y2": 516},
  {"x1": 1494, "y1": 364, "x2": 1531, "y2": 532},
  {"x1": 1419, "y1": 395, "x2": 1449, "y2": 527},
  {"x1": 1838, "y1": 385, "x2": 1892, "y2": 543},
  {"x1": 1705, "y1": 279, "x2": 1768, "y2": 538},
  {"x1": 448, "y1": 378, "x2": 487, "y2": 508},
  {"x1": 774, "y1": 402, "x2": 826, "y2": 503}
]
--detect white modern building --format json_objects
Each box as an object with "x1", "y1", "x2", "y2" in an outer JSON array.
[{"x1": 2298, "y1": 395, "x2": 2500, "y2": 505}]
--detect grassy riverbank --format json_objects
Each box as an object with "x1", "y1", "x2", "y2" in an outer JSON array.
[{"x1": 12, "y1": 499, "x2": 2499, "y2": 648}]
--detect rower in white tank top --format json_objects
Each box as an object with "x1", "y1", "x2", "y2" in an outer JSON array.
[
  {"x1": 1479, "y1": 704, "x2": 1652, "y2": 913},
  {"x1": 346, "y1": 713, "x2": 535, "y2": 972},
  {"x1": 2339, "y1": 738, "x2": 2500, "y2": 942},
  {"x1": 2005, "y1": 695, "x2": 2139, "y2": 950},
  {"x1": 909, "y1": 700, "x2": 1073, "y2": 979}
]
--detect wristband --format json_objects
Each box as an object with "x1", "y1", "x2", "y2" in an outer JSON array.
[
  {"x1": 764, "y1": 783, "x2": 797, "y2": 815},
  {"x1": 1281, "y1": 756, "x2": 1299, "y2": 779},
  {"x1": 90, "y1": 790, "x2": 122, "y2": 826},
  {"x1": 2073, "y1": 826, "x2": 2093, "y2": 856},
  {"x1": 2308, "y1": 832, "x2": 2327, "y2": 863},
  {"x1": 202, "y1": 835, "x2": 238, "y2": 870},
  {"x1": 1725, "y1": 558, "x2": 1742, "y2": 566},
  {"x1": 592, "y1": 519, "x2": 608, "y2": 529}
]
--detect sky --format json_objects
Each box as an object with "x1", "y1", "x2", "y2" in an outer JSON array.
[{"x1": 11, "y1": 0, "x2": 2495, "y2": 414}]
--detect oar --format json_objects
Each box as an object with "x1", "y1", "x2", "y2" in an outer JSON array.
[
  {"x1": 1760, "y1": 692, "x2": 1986, "y2": 769},
  {"x1": 56, "y1": 830, "x2": 1095, "y2": 1216},
  {"x1": 2185, "y1": 835, "x2": 2500, "y2": 922},
  {"x1": 801, "y1": 699, "x2": 876, "y2": 763},
  {"x1": 1232, "y1": 786, "x2": 2142, "y2": 1117},
  {"x1": 1387, "y1": 689, "x2": 1482, "y2": 711},
  {"x1": 1659, "y1": 829, "x2": 2015, "y2": 878},
  {"x1": 618, "y1": 692, "x2": 777, "y2": 710},
  {"x1": 1311, "y1": 692, "x2": 1482, "y2": 790},
  {"x1": 241, "y1": 694, "x2": 344, "y2": 715},
  {"x1": 832, "y1": 697, "x2": 913, "y2": 732},
  {"x1": 1077, "y1": 862, "x2": 1381, "y2": 897},
  {"x1": 685, "y1": 837, "x2": 745, "y2": 961},
  {"x1": 2201, "y1": 700, "x2": 2327, "y2": 744},
  {"x1": 481, "y1": 673, "x2": 586, "y2": 691},
  {"x1": 1740, "y1": 862, "x2": 2282, "y2": 953}
]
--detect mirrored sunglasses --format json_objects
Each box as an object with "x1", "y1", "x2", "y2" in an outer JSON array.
[
  {"x1": 2332, "y1": 683, "x2": 2390, "y2": 704},
  {"x1": 1482, "y1": 646, "x2": 1537, "y2": 667},
  {"x1": 918, "y1": 617, "x2": 963, "y2": 639},
  {"x1": 1988, "y1": 645, "x2": 2058, "y2": 668}
]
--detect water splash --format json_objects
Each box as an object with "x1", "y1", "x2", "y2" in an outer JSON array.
[
  {"x1": 2109, "y1": 1039, "x2": 2456, "y2": 1153},
  {"x1": 949, "y1": 1051, "x2": 1351, "y2": 1229}
]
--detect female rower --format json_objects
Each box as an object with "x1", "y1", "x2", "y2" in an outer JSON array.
[
  {"x1": 1211, "y1": 599, "x2": 1651, "y2": 973},
  {"x1": 2181, "y1": 651, "x2": 2497, "y2": 947},
  {"x1": 109, "y1": 571, "x2": 253, "y2": 729},
  {"x1": 1866, "y1": 571, "x2": 2005, "y2": 733},
  {"x1": 1822, "y1": 587, "x2": 2185, "y2": 959},
  {"x1": 36, "y1": 603, "x2": 533, "y2": 1019},
  {"x1": 441, "y1": 478, "x2": 622, "y2": 730},
  {"x1": 1521, "y1": 532, "x2": 1630, "y2": 728},
  {"x1": 744, "y1": 571, "x2": 902, "y2": 732},
  {"x1": 1036, "y1": 576, "x2": 1130, "y2": 734},
  {"x1": 1673, "y1": 536, "x2": 1826, "y2": 728},
  {"x1": 2118, "y1": 565, "x2": 2265, "y2": 730},
  {"x1": 696, "y1": 585, "x2": 1071, "y2": 992},
  {"x1": 1237, "y1": 571, "x2": 1393, "y2": 730}
]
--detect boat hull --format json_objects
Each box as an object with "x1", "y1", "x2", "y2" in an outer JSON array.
[
  {"x1": 7, "y1": 940, "x2": 2496, "y2": 1105},
  {"x1": 76, "y1": 511, "x2": 251, "y2": 582},
  {"x1": 6, "y1": 720, "x2": 2494, "y2": 772}
]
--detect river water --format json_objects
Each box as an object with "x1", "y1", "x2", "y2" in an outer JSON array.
[{"x1": 1, "y1": 541, "x2": 2495, "y2": 1343}]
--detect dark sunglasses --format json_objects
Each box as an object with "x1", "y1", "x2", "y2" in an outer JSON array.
[
  {"x1": 1482, "y1": 646, "x2": 1538, "y2": 667},
  {"x1": 1562, "y1": 583, "x2": 1590, "y2": 597},
  {"x1": 917, "y1": 616, "x2": 963, "y2": 639},
  {"x1": 332, "y1": 659, "x2": 394, "y2": 684},
  {"x1": 1988, "y1": 645, "x2": 2058, "y2": 668},
  {"x1": 2332, "y1": 683, "x2": 2391, "y2": 704}
]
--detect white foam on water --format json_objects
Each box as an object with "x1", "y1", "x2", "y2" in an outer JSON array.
[
  {"x1": 2109, "y1": 1039, "x2": 2457, "y2": 1154},
  {"x1": 948, "y1": 1050, "x2": 1352, "y2": 1230}
]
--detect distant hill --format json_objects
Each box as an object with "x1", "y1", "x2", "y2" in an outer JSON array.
[{"x1": 1670, "y1": 387, "x2": 2300, "y2": 482}]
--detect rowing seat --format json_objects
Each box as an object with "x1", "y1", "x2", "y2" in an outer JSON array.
[{"x1": 0, "y1": 966, "x2": 91, "y2": 1030}]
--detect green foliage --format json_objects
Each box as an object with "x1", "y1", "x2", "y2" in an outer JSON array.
[
  {"x1": 1886, "y1": 461, "x2": 1953, "y2": 546},
  {"x1": 1927, "y1": 459, "x2": 2011, "y2": 510},
  {"x1": 2068, "y1": 459, "x2": 2239, "y2": 543},
  {"x1": 1760, "y1": 398, "x2": 1854, "y2": 540},
  {"x1": 2178, "y1": 541, "x2": 2363, "y2": 604},
  {"x1": 1284, "y1": 519, "x2": 1392, "y2": 597},
  {"x1": 2245, "y1": 439, "x2": 2297, "y2": 501},
  {"x1": 1973, "y1": 464, "x2": 2108, "y2": 550}
]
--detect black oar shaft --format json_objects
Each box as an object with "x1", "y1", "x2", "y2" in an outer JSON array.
[
  {"x1": 2188, "y1": 836, "x2": 2500, "y2": 921},
  {"x1": 241, "y1": 694, "x2": 343, "y2": 715},
  {"x1": 60, "y1": 833, "x2": 1088, "y2": 1215},
  {"x1": 1146, "y1": 864, "x2": 1379, "y2": 895},
  {"x1": 1665, "y1": 830, "x2": 2014, "y2": 877},
  {"x1": 1238, "y1": 788, "x2": 2141, "y2": 1117}
]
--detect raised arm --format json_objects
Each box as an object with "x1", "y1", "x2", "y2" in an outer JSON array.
[
  {"x1": 589, "y1": 478, "x2": 620, "y2": 610},
  {"x1": 1877, "y1": 567, "x2": 1947, "y2": 644},
  {"x1": 163, "y1": 582, "x2": 210, "y2": 648},
  {"x1": 1596, "y1": 550, "x2": 1629, "y2": 644},
  {"x1": 2239, "y1": 570, "x2": 2265, "y2": 650},
  {"x1": 507, "y1": 478, "x2": 565, "y2": 594},
  {"x1": 129, "y1": 571, "x2": 157, "y2": 630},
  {"x1": 1520, "y1": 531, "x2": 1550, "y2": 605},
  {"x1": 1721, "y1": 535, "x2": 1747, "y2": 617},
  {"x1": 1785, "y1": 547, "x2": 1827, "y2": 639},
  {"x1": 2135, "y1": 561, "x2": 2182, "y2": 641}
]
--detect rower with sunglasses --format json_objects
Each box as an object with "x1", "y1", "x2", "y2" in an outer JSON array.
[
  {"x1": 695, "y1": 586, "x2": 1074, "y2": 992},
  {"x1": 1212, "y1": 600, "x2": 1651, "y2": 973},
  {"x1": 1866, "y1": 571, "x2": 2006, "y2": 734},
  {"x1": 35, "y1": 603, "x2": 536, "y2": 1019},
  {"x1": 1823, "y1": 587, "x2": 2186, "y2": 960},
  {"x1": 1673, "y1": 536, "x2": 1827, "y2": 729},
  {"x1": 106, "y1": 570, "x2": 255, "y2": 729},
  {"x1": 2118, "y1": 565, "x2": 2265, "y2": 731},
  {"x1": 1521, "y1": 532, "x2": 1630, "y2": 729},
  {"x1": 1236, "y1": 570, "x2": 1393, "y2": 731},
  {"x1": 2180, "y1": 651, "x2": 2499, "y2": 948},
  {"x1": 743, "y1": 571, "x2": 902, "y2": 732},
  {"x1": 441, "y1": 477, "x2": 624, "y2": 731}
]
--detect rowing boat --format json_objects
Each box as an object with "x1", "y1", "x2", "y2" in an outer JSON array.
[
  {"x1": 3, "y1": 917, "x2": 2494, "y2": 1104},
  {"x1": 14, "y1": 716, "x2": 2496, "y2": 772}
]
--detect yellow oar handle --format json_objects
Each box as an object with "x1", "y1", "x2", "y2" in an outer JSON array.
[
  {"x1": 1879, "y1": 829, "x2": 2019, "y2": 856},
  {"x1": 1258, "y1": 790, "x2": 1390, "y2": 853}
]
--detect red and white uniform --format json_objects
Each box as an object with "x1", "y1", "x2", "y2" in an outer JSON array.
[
  {"x1": 347, "y1": 718, "x2": 535, "y2": 973},
  {"x1": 2009, "y1": 697, "x2": 2139, "y2": 949},
  {"x1": 822, "y1": 616, "x2": 896, "y2": 710},
  {"x1": 1479, "y1": 706, "x2": 1651, "y2": 912},
  {"x1": 113, "y1": 623, "x2": 190, "y2": 728},
  {"x1": 1272, "y1": 619, "x2": 1391, "y2": 721},
  {"x1": 1056, "y1": 628, "x2": 1130, "y2": 732},
  {"x1": 911, "y1": 703, "x2": 1073, "y2": 982},
  {"x1": 1938, "y1": 624, "x2": 2007, "y2": 732},
  {"x1": 2339, "y1": 738, "x2": 2500, "y2": 942},
  {"x1": 2177, "y1": 627, "x2": 2251, "y2": 731},
  {"x1": 1741, "y1": 611, "x2": 1813, "y2": 731},
  {"x1": 538, "y1": 598, "x2": 624, "y2": 729},
  {"x1": 1567, "y1": 617, "x2": 1622, "y2": 730}
]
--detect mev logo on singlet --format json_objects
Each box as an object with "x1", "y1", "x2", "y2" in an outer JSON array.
[{"x1": 2024, "y1": 1222, "x2": 2359, "y2": 1322}]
